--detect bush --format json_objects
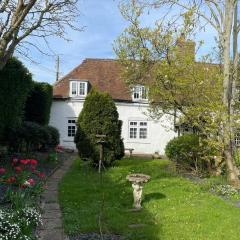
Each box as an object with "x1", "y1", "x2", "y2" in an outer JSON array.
[
  {"x1": 7, "y1": 122, "x2": 60, "y2": 152},
  {"x1": 24, "y1": 82, "x2": 53, "y2": 125},
  {"x1": 0, "y1": 58, "x2": 33, "y2": 142},
  {"x1": 45, "y1": 126, "x2": 60, "y2": 148},
  {"x1": 75, "y1": 89, "x2": 124, "y2": 166},
  {"x1": 165, "y1": 134, "x2": 201, "y2": 170}
]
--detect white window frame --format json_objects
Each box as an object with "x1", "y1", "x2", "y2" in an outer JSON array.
[
  {"x1": 70, "y1": 80, "x2": 88, "y2": 97},
  {"x1": 129, "y1": 120, "x2": 148, "y2": 140},
  {"x1": 235, "y1": 132, "x2": 240, "y2": 147},
  {"x1": 70, "y1": 81, "x2": 78, "y2": 97},
  {"x1": 67, "y1": 118, "x2": 77, "y2": 137},
  {"x1": 132, "y1": 85, "x2": 148, "y2": 101}
]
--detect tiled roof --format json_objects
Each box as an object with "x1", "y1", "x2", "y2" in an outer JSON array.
[{"x1": 53, "y1": 58, "x2": 132, "y2": 101}]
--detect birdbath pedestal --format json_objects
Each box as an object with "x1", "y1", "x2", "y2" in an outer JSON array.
[{"x1": 126, "y1": 174, "x2": 151, "y2": 210}]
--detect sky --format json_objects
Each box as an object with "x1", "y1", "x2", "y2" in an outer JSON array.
[{"x1": 17, "y1": 0, "x2": 218, "y2": 84}]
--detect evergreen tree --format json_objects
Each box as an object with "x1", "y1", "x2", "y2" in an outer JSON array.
[{"x1": 75, "y1": 89, "x2": 124, "y2": 166}]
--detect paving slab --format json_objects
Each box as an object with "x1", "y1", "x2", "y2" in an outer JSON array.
[{"x1": 39, "y1": 229, "x2": 64, "y2": 240}]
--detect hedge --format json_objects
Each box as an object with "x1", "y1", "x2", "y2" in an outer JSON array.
[
  {"x1": 0, "y1": 58, "x2": 33, "y2": 142},
  {"x1": 24, "y1": 82, "x2": 53, "y2": 125},
  {"x1": 6, "y1": 122, "x2": 60, "y2": 152}
]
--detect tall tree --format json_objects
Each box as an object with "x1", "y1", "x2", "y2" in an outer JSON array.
[
  {"x1": 115, "y1": 0, "x2": 240, "y2": 185},
  {"x1": 0, "y1": 57, "x2": 33, "y2": 141},
  {"x1": 0, "y1": 0, "x2": 80, "y2": 71}
]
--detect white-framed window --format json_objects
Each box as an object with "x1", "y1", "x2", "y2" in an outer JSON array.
[
  {"x1": 68, "y1": 118, "x2": 77, "y2": 137},
  {"x1": 129, "y1": 121, "x2": 148, "y2": 139},
  {"x1": 129, "y1": 121, "x2": 138, "y2": 139},
  {"x1": 235, "y1": 132, "x2": 240, "y2": 146},
  {"x1": 71, "y1": 82, "x2": 77, "y2": 96},
  {"x1": 132, "y1": 85, "x2": 148, "y2": 101},
  {"x1": 70, "y1": 80, "x2": 88, "y2": 97}
]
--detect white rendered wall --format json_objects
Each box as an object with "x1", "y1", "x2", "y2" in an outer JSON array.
[{"x1": 49, "y1": 100, "x2": 177, "y2": 155}]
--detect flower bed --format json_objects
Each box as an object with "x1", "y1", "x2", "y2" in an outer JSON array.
[
  {"x1": 0, "y1": 147, "x2": 73, "y2": 239},
  {"x1": 0, "y1": 157, "x2": 45, "y2": 239}
]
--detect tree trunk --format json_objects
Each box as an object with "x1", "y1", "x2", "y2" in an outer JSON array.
[{"x1": 222, "y1": 0, "x2": 240, "y2": 185}]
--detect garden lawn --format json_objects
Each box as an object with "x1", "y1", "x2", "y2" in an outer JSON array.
[{"x1": 59, "y1": 158, "x2": 240, "y2": 240}]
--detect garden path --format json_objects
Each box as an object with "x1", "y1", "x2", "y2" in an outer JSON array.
[{"x1": 37, "y1": 153, "x2": 76, "y2": 240}]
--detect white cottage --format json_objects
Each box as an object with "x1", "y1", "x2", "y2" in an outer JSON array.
[{"x1": 49, "y1": 58, "x2": 177, "y2": 155}]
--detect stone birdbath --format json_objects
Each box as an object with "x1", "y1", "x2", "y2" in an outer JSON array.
[{"x1": 126, "y1": 173, "x2": 151, "y2": 210}]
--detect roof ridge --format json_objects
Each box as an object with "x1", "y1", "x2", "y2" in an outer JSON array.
[{"x1": 85, "y1": 58, "x2": 117, "y2": 61}]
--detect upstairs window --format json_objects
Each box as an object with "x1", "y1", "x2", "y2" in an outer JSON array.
[
  {"x1": 129, "y1": 121, "x2": 148, "y2": 139},
  {"x1": 132, "y1": 85, "x2": 148, "y2": 101},
  {"x1": 70, "y1": 80, "x2": 88, "y2": 97},
  {"x1": 235, "y1": 132, "x2": 240, "y2": 147}
]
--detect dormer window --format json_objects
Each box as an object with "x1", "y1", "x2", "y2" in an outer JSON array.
[
  {"x1": 132, "y1": 85, "x2": 148, "y2": 101},
  {"x1": 70, "y1": 80, "x2": 88, "y2": 97}
]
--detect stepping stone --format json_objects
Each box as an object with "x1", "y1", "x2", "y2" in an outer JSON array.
[
  {"x1": 41, "y1": 218, "x2": 62, "y2": 230},
  {"x1": 128, "y1": 224, "x2": 146, "y2": 228},
  {"x1": 38, "y1": 229, "x2": 64, "y2": 240},
  {"x1": 42, "y1": 191, "x2": 58, "y2": 203},
  {"x1": 44, "y1": 203, "x2": 60, "y2": 211},
  {"x1": 52, "y1": 170, "x2": 66, "y2": 179},
  {"x1": 235, "y1": 201, "x2": 240, "y2": 208},
  {"x1": 126, "y1": 208, "x2": 141, "y2": 212},
  {"x1": 42, "y1": 210, "x2": 62, "y2": 219}
]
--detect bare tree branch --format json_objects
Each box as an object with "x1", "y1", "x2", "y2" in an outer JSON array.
[{"x1": 0, "y1": 0, "x2": 81, "y2": 70}]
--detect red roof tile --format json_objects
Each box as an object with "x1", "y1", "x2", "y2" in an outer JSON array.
[{"x1": 53, "y1": 58, "x2": 132, "y2": 101}]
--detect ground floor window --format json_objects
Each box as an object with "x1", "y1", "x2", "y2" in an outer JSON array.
[
  {"x1": 68, "y1": 118, "x2": 77, "y2": 137},
  {"x1": 129, "y1": 121, "x2": 148, "y2": 139}
]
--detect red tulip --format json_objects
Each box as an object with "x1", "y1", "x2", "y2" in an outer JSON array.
[
  {"x1": 27, "y1": 178, "x2": 35, "y2": 185},
  {"x1": 37, "y1": 172, "x2": 45, "y2": 178},
  {"x1": 20, "y1": 159, "x2": 30, "y2": 165},
  {"x1": 15, "y1": 166, "x2": 22, "y2": 173},
  {"x1": 30, "y1": 159, "x2": 38, "y2": 165},
  {"x1": 6, "y1": 176, "x2": 16, "y2": 183},
  {"x1": 12, "y1": 158, "x2": 18, "y2": 164},
  {"x1": 0, "y1": 168, "x2": 6, "y2": 175}
]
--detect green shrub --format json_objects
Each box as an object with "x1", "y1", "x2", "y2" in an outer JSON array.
[
  {"x1": 116, "y1": 120, "x2": 125, "y2": 159},
  {"x1": 165, "y1": 134, "x2": 201, "y2": 170},
  {"x1": 74, "y1": 89, "x2": 124, "y2": 166},
  {"x1": 45, "y1": 125, "x2": 60, "y2": 148},
  {"x1": 24, "y1": 82, "x2": 53, "y2": 125},
  {"x1": 0, "y1": 58, "x2": 33, "y2": 142},
  {"x1": 7, "y1": 122, "x2": 59, "y2": 152}
]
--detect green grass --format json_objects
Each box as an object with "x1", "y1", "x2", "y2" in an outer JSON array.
[{"x1": 59, "y1": 158, "x2": 240, "y2": 240}]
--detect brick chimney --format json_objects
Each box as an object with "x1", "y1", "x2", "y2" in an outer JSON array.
[{"x1": 176, "y1": 33, "x2": 196, "y2": 61}]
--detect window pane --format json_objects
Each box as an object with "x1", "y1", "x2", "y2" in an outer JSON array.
[
  {"x1": 130, "y1": 128, "x2": 137, "y2": 139},
  {"x1": 68, "y1": 119, "x2": 77, "y2": 137},
  {"x1": 71, "y1": 82, "x2": 77, "y2": 95},
  {"x1": 139, "y1": 128, "x2": 147, "y2": 139},
  {"x1": 133, "y1": 86, "x2": 140, "y2": 99},
  {"x1": 130, "y1": 122, "x2": 137, "y2": 126},
  {"x1": 68, "y1": 126, "x2": 76, "y2": 137},
  {"x1": 235, "y1": 132, "x2": 240, "y2": 146},
  {"x1": 140, "y1": 122, "x2": 147, "y2": 126},
  {"x1": 79, "y1": 82, "x2": 86, "y2": 96}
]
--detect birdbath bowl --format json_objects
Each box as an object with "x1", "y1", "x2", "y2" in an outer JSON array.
[{"x1": 126, "y1": 173, "x2": 151, "y2": 210}]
